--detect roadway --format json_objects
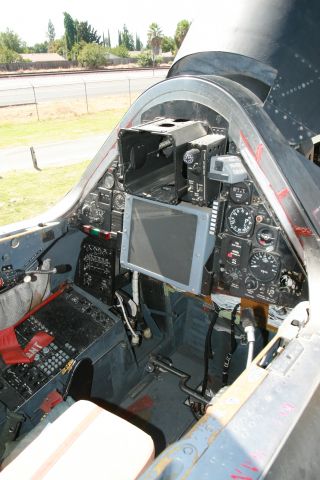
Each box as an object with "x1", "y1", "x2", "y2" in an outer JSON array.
[
  {"x1": 0, "y1": 133, "x2": 108, "y2": 173},
  {"x1": 0, "y1": 69, "x2": 168, "y2": 107}
]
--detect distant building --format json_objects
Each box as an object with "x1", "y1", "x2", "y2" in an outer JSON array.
[{"x1": 21, "y1": 53, "x2": 66, "y2": 63}]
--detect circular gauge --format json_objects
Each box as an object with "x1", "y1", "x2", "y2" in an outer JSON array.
[
  {"x1": 256, "y1": 227, "x2": 276, "y2": 247},
  {"x1": 104, "y1": 172, "x2": 115, "y2": 189},
  {"x1": 245, "y1": 276, "x2": 258, "y2": 291},
  {"x1": 249, "y1": 251, "x2": 280, "y2": 283},
  {"x1": 227, "y1": 206, "x2": 254, "y2": 236},
  {"x1": 113, "y1": 192, "x2": 125, "y2": 211},
  {"x1": 229, "y1": 182, "x2": 251, "y2": 204}
]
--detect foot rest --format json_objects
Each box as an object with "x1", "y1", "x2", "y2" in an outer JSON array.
[{"x1": 1, "y1": 400, "x2": 155, "y2": 479}]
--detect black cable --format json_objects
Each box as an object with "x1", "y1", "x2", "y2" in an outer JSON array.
[
  {"x1": 222, "y1": 303, "x2": 240, "y2": 386},
  {"x1": 201, "y1": 305, "x2": 219, "y2": 396}
]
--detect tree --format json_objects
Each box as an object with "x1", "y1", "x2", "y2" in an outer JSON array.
[
  {"x1": 29, "y1": 41, "x2": 49, "y2": 53},
  {"x1": 63, "y1": 12, "x2": 77, "y2": 51},
  {"x1": 70, "y1": 41, "x2": 87, "y2": 60},
  {"x1": 119, "y1": 25, "x2": 134, "y2": 51},
  {"x1": 0, "y1": 29, "x2": 24, "y2": 53},
  {"x1": 0, "y1": 46, "x2": 23, "y2": 63},
  {"x1": 76, "y1": 21, "x2": 101, "y2": 44},
  {"x1": 102, "y1": 31, "x2": 111, "y2": 48},
  {"x1": 174, "y1": 20, "x2": 190, "y2": 49},
  {"x1": 77, "y1": 43, "x2": 107, "y2": 68},
  {"x1": 161, "y1": 36, "x2": 175, "y2": 54},
  {"x1": 147, "y1": 23, "x2": 163, "y2": 59},
  {"x1": 47, "y1": 19, "x2": 55, "y2": 43},
  {"x1": 48, "y1": 37, "x2": 67, "y2": 57},
  {"x1": 135, "y1": 34, "x2": 143, "y2": 51}
]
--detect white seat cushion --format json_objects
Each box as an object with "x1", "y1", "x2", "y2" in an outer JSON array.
[{"x1": 1, "y1": 400, "x2": 154, "y2": 480}]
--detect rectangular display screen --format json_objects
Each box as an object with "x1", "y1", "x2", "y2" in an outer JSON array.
[{"x1": 128, "y1": 198, "x2": 197, "y2": 285}]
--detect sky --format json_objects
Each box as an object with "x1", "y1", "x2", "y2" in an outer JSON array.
[{"x1": 0, "y1": 0, "x2": 206, "y2": 47}]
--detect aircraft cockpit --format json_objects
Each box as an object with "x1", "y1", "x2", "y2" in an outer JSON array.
[{"x1": 0, "y1": 2, "x2": 320, "y2": 476}]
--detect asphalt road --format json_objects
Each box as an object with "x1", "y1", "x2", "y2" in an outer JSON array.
[
  {"x1": 0, "y1": 69, "x2": 167, "y2": 107},
  {"x1": 0, "y1": 133, "x2": 108, "y2": 173}
]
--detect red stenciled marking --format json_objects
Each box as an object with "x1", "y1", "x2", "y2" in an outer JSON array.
[
  {"x1": 280, "y1": 402, "x2": 295, "y2": 417},
  {"x1": 255, "y1": 143, "x2": 263, "y2": 164},
  {"x1": 230, "y1": 456, "x2": 261, "y2": 479},
  {"x1": 276, "y1": 188, "x2": 289, "y2": 201},
  {"x1": 239, "y1": 131, "x2": 263, "y2": 164},
  {"x1": 230, "y1": 474, "x2": 254, "y2": 480},
  {"x1": 240, "y1": 131, "x2": 255, "y2": 158},
  {"x1": 293, "y1": 226, "x2": 313, "y2": 237},
  {"x1": 240, "y1": 463, "x2": 259, "y2": 472}
]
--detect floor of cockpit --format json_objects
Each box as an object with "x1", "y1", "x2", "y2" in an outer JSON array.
[{"x1": 119, "y1": 347, "x2": 204, "y2": 454}]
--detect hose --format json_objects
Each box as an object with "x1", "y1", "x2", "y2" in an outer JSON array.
[
  {"x1": 246, "y1": 340, "x2": 255, "y2": 368},
  {"x1": 115, "y1": 291, "x2": 139, "y2": 344}
]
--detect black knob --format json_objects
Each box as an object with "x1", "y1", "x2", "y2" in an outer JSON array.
[
  {"x1": 192, "y1": 163, "x2": 202, "y2": 175},
  {"x1": 183, "y1": 148, "x2": 201, "y2": 165},
  {"x1": 245, "y1": 276, "x2": 258, "y2": 290}
]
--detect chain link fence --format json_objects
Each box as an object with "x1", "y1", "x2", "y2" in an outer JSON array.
[{"x1": 0, "y1": 71, "x2": 166, "y2": 122}]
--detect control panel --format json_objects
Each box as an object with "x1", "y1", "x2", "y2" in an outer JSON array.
[
  {"x1": 183, "y1": 133, "x2": 226, "y2": 206},
  {"x1": 0, "y1": 289, "x2": 115, "y2": 410},
  {"x1": 75, "y1": 236, "x2": 128, "y2": 305}
]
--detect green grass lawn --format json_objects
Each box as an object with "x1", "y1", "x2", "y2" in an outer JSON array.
[
  {"x1": 0, "y1": 161, "x2": 90, "y2": 226},
  {"x1": 0, "y1": 108, "x2": 126, "y2": 148}
]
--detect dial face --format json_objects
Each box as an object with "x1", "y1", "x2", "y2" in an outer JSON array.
[
  {"x1": 113, "y1": 192, "x2": 125, "y2": 211},
  {"x1": 249, "y1": 251, "x2": 280, "y2": 283},
  {"x1": 227, "y1": 206, "x2": 254, "y2": 236},
  {"x1": 256, "y1": 227, "x2": 277, "y2": 247},
  {"x1": 229, "y1": 182, "x2": 251, "y2": 204},
  {"x1": 104, "y1": 172, "x2": 115, "y2": 189}
]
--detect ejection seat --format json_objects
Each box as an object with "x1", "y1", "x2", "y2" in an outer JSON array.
[{"x1": 0, "y1": 399, "x2": 155, "y2": 479}]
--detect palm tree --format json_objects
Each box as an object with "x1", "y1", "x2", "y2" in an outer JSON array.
[{"x1": 147, "y1": 23, "x2": 163, "y2": 58}]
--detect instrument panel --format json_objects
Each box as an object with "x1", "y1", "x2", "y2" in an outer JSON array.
[
  {"x1": 213, "y1": 181, "x2": 306, "y2": 306},
  {"x1": 77, "y1": 121, "x2": 307, "y2": 308},
  {"x1": 79, "y1": 159, "x2": 125, "y2": 234}
]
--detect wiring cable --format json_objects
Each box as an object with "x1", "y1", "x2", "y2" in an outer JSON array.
[
  {"x1": 201, "y1": 304, "x2": 220, "y2": 397},
  {"x1": 115, "y1": 291, "x2": 139, "y2": 344},
  {"x1": 222, "y1": 303, "x2": 240, "y2": 386}
]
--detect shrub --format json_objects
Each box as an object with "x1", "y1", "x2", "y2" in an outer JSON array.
[
  {"x1": 0, "y1": 46, "x2": 23, "y2": 63},
  {"x1": 109, "y1": 45, "x2": 129, "y2": 58},
  {"x1": 137, "y1": 51, "x2": 160, "y2": 67},
  {"x1": 77, "y1": 43, "x2": 107, "y2": 68}
]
